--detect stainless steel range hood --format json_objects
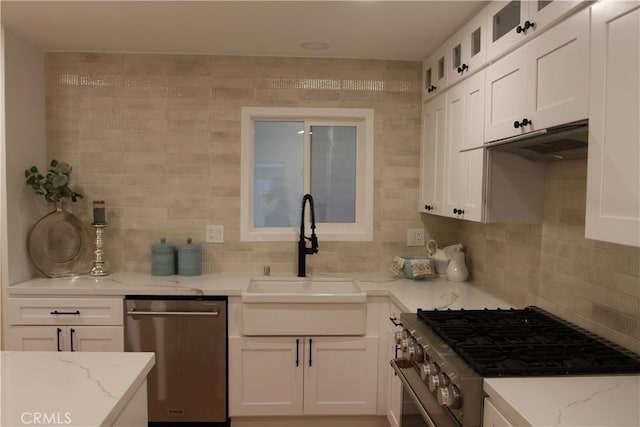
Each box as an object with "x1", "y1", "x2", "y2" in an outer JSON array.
[{"x1": 463, "y1": 120, "x2": 588, "y2": 161}]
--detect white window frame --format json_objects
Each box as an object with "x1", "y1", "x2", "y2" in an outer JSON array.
[{"x1": 240, "y1": 106, "x2": 374, "y2": 242}]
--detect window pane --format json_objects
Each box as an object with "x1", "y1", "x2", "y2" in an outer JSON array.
[
  {"x1": 493, "y1": 1, "x2": 520, "y2": 42},
  {"x1": 437, "y1": 57, "x2": 445, "y2": 79},
  {"x1": 253, "y1": 121, "x2": 303, "y2": 227},
  {"x1": 310, "y1": 126, "x2": 356, "y2": 223}
]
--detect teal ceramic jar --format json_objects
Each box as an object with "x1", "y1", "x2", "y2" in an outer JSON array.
[
  {"x1": 151, "y1": 237, "x2": 176, "y2": 276},
  {"x1": 177, "y1": 237, "x2": 202, "y2": 276}
]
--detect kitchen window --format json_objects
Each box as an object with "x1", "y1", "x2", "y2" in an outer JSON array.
[{"x1": 240, "y1": 107, "x2": 374, "y2": 242}]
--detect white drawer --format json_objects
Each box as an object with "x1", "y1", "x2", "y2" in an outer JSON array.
[{"x1": 8, "y1": 297, "x2": 124, "y2": 326}]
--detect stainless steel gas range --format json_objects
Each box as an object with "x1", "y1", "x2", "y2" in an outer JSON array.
[{"x1": 390, "y1": 306, "x2": 640, "y2": 427}]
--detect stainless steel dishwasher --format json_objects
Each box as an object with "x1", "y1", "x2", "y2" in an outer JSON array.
[{"x1": 125, "y1": 296, "x2": 228, "y2": 426}]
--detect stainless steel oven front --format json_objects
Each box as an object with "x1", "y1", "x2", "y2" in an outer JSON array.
[
  {"x1": 390, "y1": 312, "x2": 484, "y2": 427},
  {"x1": 391, "y1": 359, "x2": 463, "y2": 427}
]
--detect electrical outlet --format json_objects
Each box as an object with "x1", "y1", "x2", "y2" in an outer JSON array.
[
  {"x1": 407, "y1": 228, "x2": 425, "y2": 247},
  {"x1": 205, "y1": 224, "x2": 224, "y2": 243}
]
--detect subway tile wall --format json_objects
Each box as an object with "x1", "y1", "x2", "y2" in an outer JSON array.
[
  {"x1": 45, "y1": 53, "x2": 425, "y2": 275},
  {"x1": 424, "y1": 160, "x2": 640, "y2": 353},
  {"x1": 45, "y1": 53, "x2": 638, "y2": 352}
]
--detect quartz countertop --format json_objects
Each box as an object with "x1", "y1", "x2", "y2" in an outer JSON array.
[
  {"x1": 484, "y1": 375, "x2": 640, "y2": 427},
  {"x1": 0, "y1": 351, "x2": 155, "y2": 427},
  {"x1": 7, "y1": 271, "x2": 514, "y2": 312},
  {"x1": 11, "y1": 272, "x2": 639, "y2": 426}
]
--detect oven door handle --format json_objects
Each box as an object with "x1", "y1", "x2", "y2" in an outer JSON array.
[{"x1": 390, "y1": 359, "x2": 438, "y2": 427}]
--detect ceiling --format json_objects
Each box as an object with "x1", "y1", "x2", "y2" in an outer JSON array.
[{"x1": 1, "y1": 1, "x2": 488, "y2": 62}]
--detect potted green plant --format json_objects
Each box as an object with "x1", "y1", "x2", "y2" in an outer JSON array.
[
  {"x1": 24, "y1": 159, "x2": 83, "y2": 204},
  {"x1": 24, "y1": 160, "x2": 91, "y2": 277}
]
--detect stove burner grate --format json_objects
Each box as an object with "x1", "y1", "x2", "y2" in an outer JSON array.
[{"x1": 417, "y1": 307, "x2": 640, "y2": 376}]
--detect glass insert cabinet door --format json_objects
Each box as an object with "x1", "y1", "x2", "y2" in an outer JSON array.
[
  {"x1": 253, "y1": 121, "x2": 357, "y2": 228},
  {"x1": 487, "y1": 0, "x2": 581, "y2": 60}
]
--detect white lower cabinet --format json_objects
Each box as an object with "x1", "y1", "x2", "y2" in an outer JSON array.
[
  {"x1": 6, "y1": 297, "x2": 124, "y2": 352},
  {"x1": 8, "y1": 325, "x2": 123, "y2": 352},
  {"x1": 386, "y1": 303, "x2": 403, "y2": 427},
  {"x1": 229, "y1": 335, "x2": 379, "y2": 416},
  {"x1": 482, "y1": 398, "x2": 515, "y2": 427}
]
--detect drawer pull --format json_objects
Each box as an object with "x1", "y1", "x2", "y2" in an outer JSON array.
[{"x1": 50, "y1": 310, "x2": 81, "y2": 315}]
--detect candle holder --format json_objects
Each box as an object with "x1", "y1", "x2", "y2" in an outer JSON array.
[{"x1": 89, "y1": 223, "x2": 110, "y2": 276}]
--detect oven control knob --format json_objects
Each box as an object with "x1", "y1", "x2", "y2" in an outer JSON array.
[
  {"x1": 437, "y1": 385, "x2": 462, "y2": 409},
  {"x1": 419, "y1": 363, "x2": 429, "y2": 380},
  {"x1": 406, "y1": 343, "x2": 416, "y2": 361},
  {"x1": 394, "y1": 331, "x2": 403, "y2": 345},
  {"x1": 428, "y1": 373, "x2": 450, "y2": 392},
  {"x1": 423, "y1": 362, "x2": 441, "y2": 377},
  {"x1": 413, "y1": 344, "x2": 424, "y2": 363}
]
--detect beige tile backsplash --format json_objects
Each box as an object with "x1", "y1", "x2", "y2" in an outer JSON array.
[
  {"x1": 45, "y1": 52, "x2": 425, "y2": 276},
  {"x1": 425, "y1": 160, "x2": 640, "y2": 353},
  {"x1": 45, "y1": 53, "x2": 638, "y2": 352}
]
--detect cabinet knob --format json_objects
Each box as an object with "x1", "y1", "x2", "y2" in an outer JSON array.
[
  {"x1": 425, "y1": 204, "x2": 434, "y2": 211},
  {"x1": 513, "y1": 118, "x2": 532, "y2": 128},
  {"x1": 427, "y1": 85, "x2": 437, "y2": 93},
  {"x1": 457, "y1": 64, "x2": 469, "y2": 74},
  {"x1": 453, "y1": 208, "x2": 465, "y2": 215},
  {"x1": 516, "y1": 20, "x2": 535, "y2": 34}
]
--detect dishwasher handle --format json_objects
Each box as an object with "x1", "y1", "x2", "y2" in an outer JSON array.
[{"x1": 127, "y1": 309, "x2": 220, "y2": 316}]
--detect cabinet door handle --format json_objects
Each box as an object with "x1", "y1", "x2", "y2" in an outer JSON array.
[
  {"x1": 50, "y1": 310, "x2": 81, "y2": 315},
  {"x1": 308, "y1": 338, "x2": 313, "y2": 367},
  {"x1": 516, "y1": 20, "x2": 535, "y2": 34},
  {"x1": 513, "y1": 118, "x2": 532, "y2": 129},
  {"x1": 457, "y1": 64, "x2": 469, "y2": 74},
  {"x1": 389, "y1": 316, "x2": 403, "y2": 327},
  {"x1": 56, "y1": 327, "x2": 62, "y2": 352},
  {"x1": 69, "y1": 328, "x2": 76, "y2": 352},
  {"x1": 296, "y1": 338, "x2": 300, "y2": 367}
]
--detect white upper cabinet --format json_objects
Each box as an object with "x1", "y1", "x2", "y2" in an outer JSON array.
[
  {"x1": 423, "y1": 45, "x2": 448, "y2": 100},
  {"x1": 485, "y1": 8, "x2": 589, "y2": 142},
  {"x1": 447, "y1": 8, "x2": 488, "y2": 85},
  {"x1": 420, "y1": 95, "x2": 446, "y2": 215},
  {"x1": 443, "y1": 72, "x2": 486, "y2": 222},
  {"x1": 486, "y1": 0, "x2": 585, "y2": 60},
  {"x1": 585, "y1": 0, "x2": 640, "y2": 247}
]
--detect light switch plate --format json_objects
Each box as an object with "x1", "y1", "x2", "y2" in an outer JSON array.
[
  {"x1": 206, "y1": 224, "x2": 224, "y2": 243},
  {"x1": 407, "y1": 228, "x2": 425, "y2": 247}
]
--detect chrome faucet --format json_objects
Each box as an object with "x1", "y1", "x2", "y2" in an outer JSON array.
[{"x1": 298, "y1": 194, "x2": 319, "y2": 277}]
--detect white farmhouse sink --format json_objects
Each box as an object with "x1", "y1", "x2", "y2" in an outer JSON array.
[
  {"x1": 240, "y1": 278, "x2": 367, "y2": 336},
  {"x1": 242, "y1": 278, "x2": 366, "y2": 303}
]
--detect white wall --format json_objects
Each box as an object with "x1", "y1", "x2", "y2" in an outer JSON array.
[{"x1": 1, "y1": 27, "x2": 46, "y2": 347}]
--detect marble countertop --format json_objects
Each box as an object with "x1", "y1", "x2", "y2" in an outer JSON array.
[
  {"x1": 484, "y1": 375, "x2": 640, "y2": 427},
  {"x1": 9, "y1": 272, "x2": 640, "y2": 426},
  {"x1": 7, "y1": 271, "x2": 514, "y2": 312},
  {"x1": 0, "y1": 351, "x2": 155, "y2": 427}
]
